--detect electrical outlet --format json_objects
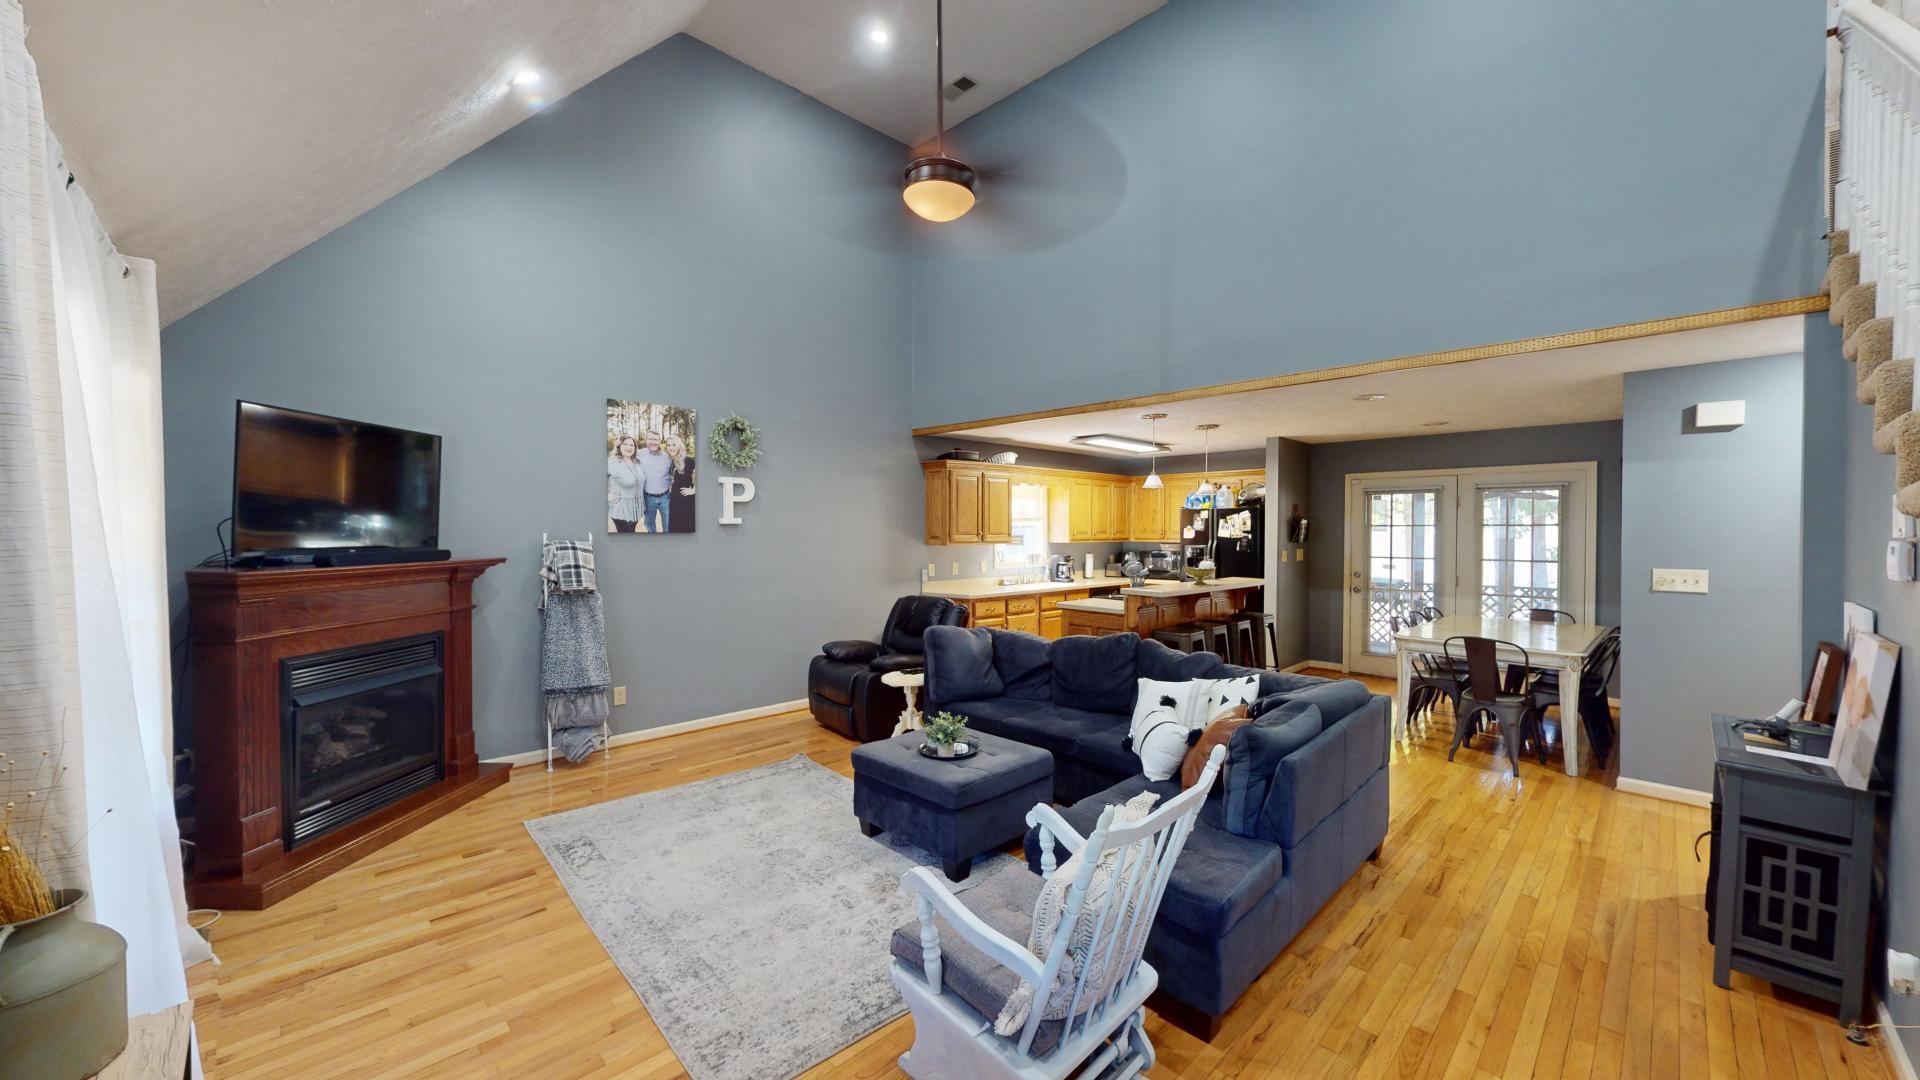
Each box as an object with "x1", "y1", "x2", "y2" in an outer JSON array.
[
  {"x1": 612, "y1": 686, "x2": 627, "y2": 707},
  {"x1": 950, "y1": 562, "x2": 959, "y2": 576},
  {"x1": 1651, "y1": 568, "x2": 1709, "y2": 594},
  {"x1": 926, "y1": 562, "x2": 937, "y2": 578},
  {"x1": 1891, "y1": 949, "x2": 1919, "y2": 995},
  {"x1": 919, "y1": 566, "x2": 931, "y2": 585},
  {"x1": 979, "y1": 560, "x2": 989, "y2": 574}
]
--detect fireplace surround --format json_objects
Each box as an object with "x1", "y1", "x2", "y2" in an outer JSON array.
[{"x1": 185, "y1": 558, "x2": 505, "y2": 909}]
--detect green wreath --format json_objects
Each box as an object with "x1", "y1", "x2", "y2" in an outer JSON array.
[{"x1": 707, "y1": 413, "x2": 761, "y2": 470}]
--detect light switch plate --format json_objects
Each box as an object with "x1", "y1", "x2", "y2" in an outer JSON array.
[
  {"x1": 612, "y1": 686, "x2": 627, "y2": 707},
  {"x1": 1651, "y1": 568, "x2": 1709, "y2": 594},
  {"x1": 1295, "y1": 548, "x2": 1305, "y2": 561}
]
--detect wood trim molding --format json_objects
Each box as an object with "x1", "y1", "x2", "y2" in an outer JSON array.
[
  {"x1": 910, "y1": 296, "x2": 1830, "y2": 437},
  {"x1": 1879, "y1": 997, "x2": 1919, "y2": 1080},
  {"x1": 481, "y1": 698, "x2": 811, "y2": 767}
]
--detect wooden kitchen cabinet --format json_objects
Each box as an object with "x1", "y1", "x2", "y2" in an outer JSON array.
[
  {"x1": 923, "y1": 458, "x2": 1264, "y2": 547},
  {"x1": 923, "y1": 462, "x2": 1013, "y2": 545},
  {"x1": 1007, "y1": 595, "x2": 1041, "y2": 635}
]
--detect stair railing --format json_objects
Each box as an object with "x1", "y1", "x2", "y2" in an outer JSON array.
[{"x1": 1835, "y1": 1, "x2": 1920, "y2": 362}]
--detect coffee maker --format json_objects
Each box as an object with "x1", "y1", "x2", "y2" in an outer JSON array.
[{"x1": 1048, "y1": 554, "x2": 1075, "y2": 583}]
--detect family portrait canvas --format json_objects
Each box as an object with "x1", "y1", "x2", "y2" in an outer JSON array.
[{"x1": 606, "y1": 399, "x2": 696, "y2": 534}]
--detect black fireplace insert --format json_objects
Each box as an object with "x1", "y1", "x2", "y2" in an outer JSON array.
[{"x1": 281, "y1": 633, "x2": 444, "y2": 847}]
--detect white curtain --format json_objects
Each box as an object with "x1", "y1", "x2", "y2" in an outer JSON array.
[{"x1": 2, "y1": 0, "x2": 211, "y2": 1024}]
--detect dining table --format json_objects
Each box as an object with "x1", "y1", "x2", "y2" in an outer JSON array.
[{"x1": 1393, "y1": 614, "x2": 1612, "y2": 777}]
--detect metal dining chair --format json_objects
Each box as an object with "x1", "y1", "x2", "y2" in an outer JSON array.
[
  {"x1": 1528, "y1": 627, "x2": 1621, "y2": 769},
  {"x1": 1445, "y1": 635, "x2": 1547, "y2": 776},
  {"x1": 1525, "y1": 608, "x2": 1576, "y2": 623}
]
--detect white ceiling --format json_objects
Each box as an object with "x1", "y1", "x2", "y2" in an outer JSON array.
[
  {"x1": 23, "y1": 0, "x2": 1162, "y2": 325},
  {"x1": 686, "y1": 0, "x2": 1163, "y2": 147},
  {"x1": 944, "y1": 317, "x2": 1808, "y2": 457}
]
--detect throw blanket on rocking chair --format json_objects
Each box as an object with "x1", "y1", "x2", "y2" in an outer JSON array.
[{"x1": 995, "y1": 789, "x2": 1161, "y2": 1037}]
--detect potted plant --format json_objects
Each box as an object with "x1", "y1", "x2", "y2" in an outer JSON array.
[
  {"x1": 923, "y1": 712, "x2": 970, "y2": 758},
  {"x1": 0, "y1": 749, "x2": 128, "y2": 1077}
]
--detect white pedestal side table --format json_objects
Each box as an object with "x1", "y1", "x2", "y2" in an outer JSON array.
[{"x1": 880, "y1": 668, "x2": 926, "y2": 736}]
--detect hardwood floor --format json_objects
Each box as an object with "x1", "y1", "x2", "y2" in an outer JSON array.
[{"x1": 187, "y1": 674, "x2": 1897, "y2": 1078}]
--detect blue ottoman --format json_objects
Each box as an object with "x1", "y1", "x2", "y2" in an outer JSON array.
[{"x1": 852, "y1": 731, "x2": 1053, "y2": 881}]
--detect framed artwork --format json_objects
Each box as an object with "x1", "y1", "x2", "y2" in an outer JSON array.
[
  {"x1": 606, "y1": 400, "x2": 697, "y2": 535},
  {"x1": 1828, "y1": 630, "x2": 1898, "y2": 790},
  {"x1": 1802, "y1": 641, "x2": 1846, "y2": 727}
]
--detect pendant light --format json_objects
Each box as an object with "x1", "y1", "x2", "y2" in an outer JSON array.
[
  {"x1": 1141, "y1": 413, "x2": 1167, "y2": 489},
  {"x1": 902, "y1": 0, "x2": 977, "y2": 222},
  {"x1": 1192, "y1": 424, "x2": 1220, "y2": 503}
]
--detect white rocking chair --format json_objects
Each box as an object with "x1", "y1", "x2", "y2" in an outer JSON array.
[{"x1": 890, "y1": 745, "x2": 1226, "y2": 1080}]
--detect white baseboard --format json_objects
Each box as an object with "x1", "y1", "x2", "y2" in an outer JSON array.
[
  {"x1": 1291, "y1": 659, "x2": 1347, "y2": 673},
  {"x1": 1883, "y1": 997, "x2": 1919, "y2": 1080},
  {"x1": 483, "y1": 698, "x2": 808, "y2": 767},
  {"x1": 1616, "y1": 776, "x2": 1712, "y2": 808}
]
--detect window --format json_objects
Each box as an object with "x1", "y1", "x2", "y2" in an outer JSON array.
[
  {"x1": 994, "y1": 483, "x2": 1050, "y2": 568},
  {"x1": 1363, "y1": 490, "x2": 1440, "y2": 654},
  {"x1": 1478, "y1": 486, "x2": 1563, "y2": 618}
]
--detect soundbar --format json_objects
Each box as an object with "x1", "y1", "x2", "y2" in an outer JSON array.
[{"x1": 312, "y1": 548, "x2": 453, "y2": 569}]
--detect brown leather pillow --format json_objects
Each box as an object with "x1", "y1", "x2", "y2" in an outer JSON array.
[{"x1": 1181, "y1": 707, "x2": 1250, "y2": 789}]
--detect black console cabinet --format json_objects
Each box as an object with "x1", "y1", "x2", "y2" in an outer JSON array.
[{"x1": 1708, "y1": 715, "x2": 1886, "y2": 1026}]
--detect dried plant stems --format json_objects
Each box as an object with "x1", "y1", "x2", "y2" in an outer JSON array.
[{"x1": 0, "y1": 803, "x2": 56, "y2": 922}]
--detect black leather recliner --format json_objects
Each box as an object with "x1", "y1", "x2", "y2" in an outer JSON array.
[{"x1": 808, "y1": 595, "x2": 967, "y2": 742}]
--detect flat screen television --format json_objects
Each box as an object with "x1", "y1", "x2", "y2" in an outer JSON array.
[{"x1": 232, "y1": 401, "x2": 442, "y2": 558}]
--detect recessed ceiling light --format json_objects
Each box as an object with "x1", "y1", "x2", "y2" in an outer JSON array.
[
  {"x1": 869, "y1": 26, "x2": 891, "y2": 45},
  {"x1": 1354, "y1": 393, "x2": 1388, "y2": 402},
  {"x1": 1070, "y1": 433, "x2": 1171, "y2": 454},
  {"x1": 511, "y1": 70, "x2": 541, "y2": 86}
]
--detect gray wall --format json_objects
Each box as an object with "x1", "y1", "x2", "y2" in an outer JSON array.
[
  {"x1": 1618, "y1": 355, "x2": 1805, "y2": 792},
  {"x1": 1266, "y1": 437, "x2": 1311, "y2": 668},
  {"x1": 161, "y1": 36, "x2": 919, "y2": 760},
  {"x1": 908, "y1": 0, "x2": 1826, "y2": 427},
  {"x1": 1304, "y1": 422, "x2": 1625, "y2": 663},
  {"x1": 1822, "y1": 317, "x2": 1920, "y2": 1055}
]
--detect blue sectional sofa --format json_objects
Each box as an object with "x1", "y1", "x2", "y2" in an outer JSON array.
[{"x1": 920, "y1": 625, "x2": 1390, "y2": 1036}]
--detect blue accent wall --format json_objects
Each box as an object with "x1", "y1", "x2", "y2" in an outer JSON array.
[
  {"x1": 909, "y1": 0, "x2": 1827, "y2": 428},
  {"x1": 161, "y1": 36, "x2": 919, "y2": 759},
  {"x1": 1619, "y1": 354, "x2": 1806, "y2": 791},
  {"x1": 1304, "y1": 421, "x2": 1624, "y2": 664}
]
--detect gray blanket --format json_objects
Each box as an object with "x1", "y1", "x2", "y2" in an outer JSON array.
[{"x1": 542, "y1": 591, "x2": 611, "y2": 761}]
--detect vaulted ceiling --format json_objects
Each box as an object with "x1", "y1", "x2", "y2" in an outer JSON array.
[{"x1": 23, "y1": 0, "x2": 1163, "y2": 325}]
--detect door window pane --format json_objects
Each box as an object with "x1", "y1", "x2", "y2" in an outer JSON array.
[
  {"x1": 1478, "y1": 486, "x2": 1564, "y2": 617},
  {"x1": 1364, "y1": 490, "x2": 1439, "y2": 653}
]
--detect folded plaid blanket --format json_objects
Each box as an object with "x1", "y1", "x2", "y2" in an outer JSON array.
[{"x1": 539, "y1": 538, "x2": 597, "y2": 607}]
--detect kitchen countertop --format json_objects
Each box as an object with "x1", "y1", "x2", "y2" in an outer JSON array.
[
  {"x1": 1117, "y1": 575, "x2": 1265, "y2": 598},
  {"x1": 919, "y1": 577, "x2": 1128, "y2": 600},
  {"x1": 1056, "y1": 597, "x2": 1125, "y2": 615}
]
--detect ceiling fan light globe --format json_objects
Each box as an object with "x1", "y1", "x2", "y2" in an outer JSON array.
[{"x1": 903, "y1": 157, "x2": 977, "y2": 222}]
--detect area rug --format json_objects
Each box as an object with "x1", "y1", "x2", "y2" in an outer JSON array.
[{"x1": 525, "y1": 753, "x2": 1022, "y2": 1080}]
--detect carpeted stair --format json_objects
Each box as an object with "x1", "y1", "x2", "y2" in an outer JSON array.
[{"x1": 1827, "y1": 228, "x2": 1920, "y2": 515}]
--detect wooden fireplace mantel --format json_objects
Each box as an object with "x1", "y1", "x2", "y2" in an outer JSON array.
[{"x1": 185, "y1": 557, "x2": 509, "y2": 909}]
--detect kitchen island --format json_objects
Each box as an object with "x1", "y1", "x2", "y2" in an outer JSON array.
[
  {"x1": 1058, "y1": 576, "x2": 1264, "y2": 637},
  {"x1": 920, "y1": 577, "x2": 1125, "y2": 639}
]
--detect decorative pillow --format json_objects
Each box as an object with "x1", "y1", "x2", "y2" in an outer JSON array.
[
  {"x1": 1222, "y1": 703, "x2": 1324, "y2": 839},
  {"x1": 1181, "y1": 709, "x2": 1249, "y2": 789},
  {"x1": 1197, "y1": 675, "x2": 1261, "y2": 727},
  {"x1": 996, "y1": 789, "x2": 1161, "y2": 1038},
  {"x1": 922, "y1": 625, "x2": 1002, "y2": 703},
  {"x1": 1127, "y1": 679, "x2": 1201, "y2": 781}
]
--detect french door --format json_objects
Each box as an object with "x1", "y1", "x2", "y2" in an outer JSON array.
[
  {"x1": 1344, "y1": 463, "x2": 1596, "y2": 676},
  {"x1": 1346, "y1": 477, "x2": 1458, "y2": 676}
]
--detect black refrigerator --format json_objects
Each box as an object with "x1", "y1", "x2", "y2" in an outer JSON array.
[{"x1": 1179, "y1": 499, "x2": 1265, "y2": 582}]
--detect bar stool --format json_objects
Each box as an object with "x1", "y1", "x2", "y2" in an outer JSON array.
[
  {"x1": 1152, "y1": 623, "x2": 1228, "y2": 658},
  {"x1": 1225, "y1": 611, "x2": 1277, "y2": 669}
]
